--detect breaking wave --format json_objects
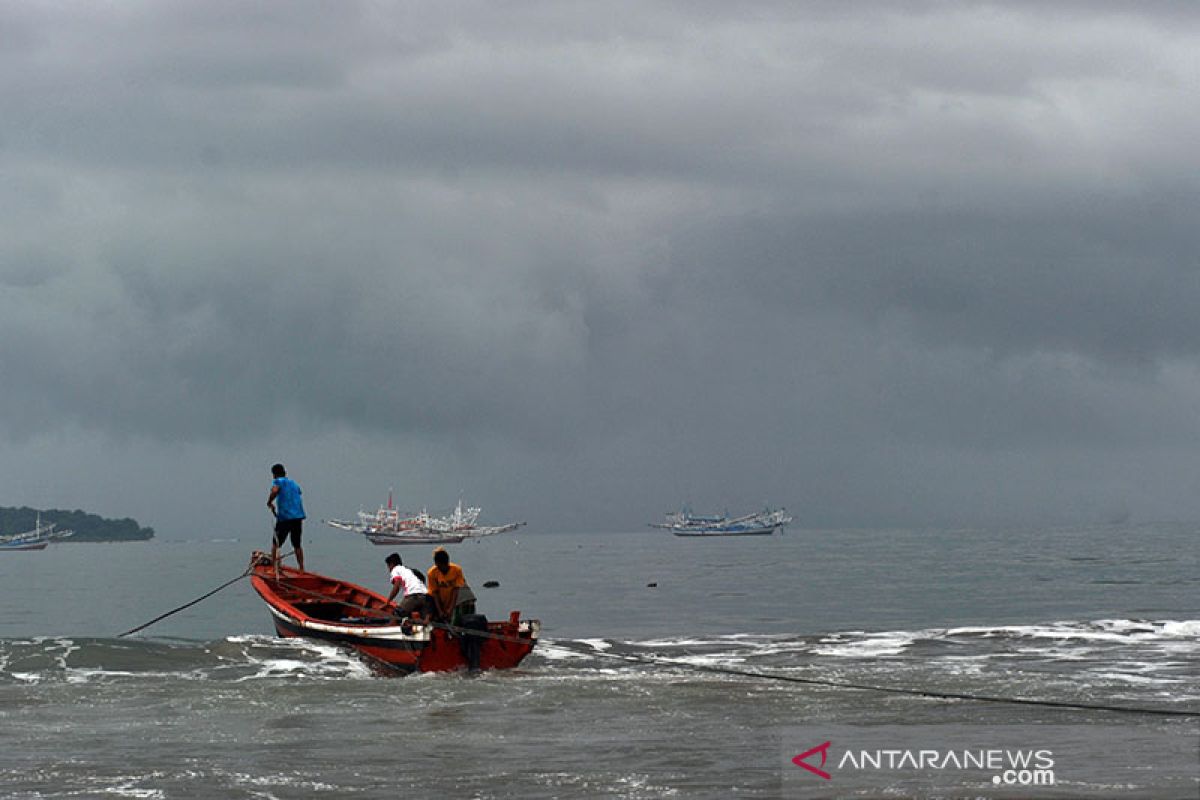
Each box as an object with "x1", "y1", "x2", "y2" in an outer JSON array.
[
  {"x1": 2, "y1": 618, "x2": 1196, "y2": 708},
  {"x1": 0, "y1": 635, "x2": 376, "y2": 684},
  {"x1": 529, "y1": 618, "x2": 1200, "y2": 709}
]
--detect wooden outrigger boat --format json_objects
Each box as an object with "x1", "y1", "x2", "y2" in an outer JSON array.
[{"x1": 248, "y1": 555, "x2": 539, "y2": 673}]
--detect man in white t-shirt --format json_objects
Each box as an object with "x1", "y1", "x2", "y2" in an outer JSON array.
[{"x1": 384, "y1": 553, "x2": 429, "y2": 620}]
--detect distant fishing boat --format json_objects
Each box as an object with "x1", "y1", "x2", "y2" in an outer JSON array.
[
  {"x1": 0, "y1": 514, "x2": 74, "y2": 551},
  {"x1": 0, "y1": 536, "x2": 49, "y2": 551},
  {"x1": 325, "y1": 491, "x2": 526, "y2": 546},
  {"x1": 248, "y1": 554, "x2": 539, "y2": 673},
  {"x1": 364, "y1": 531, "x2": 467, "y2": 546},
  {"x1": 651, "y1": 506, "x2": 792, "y2": 537}
]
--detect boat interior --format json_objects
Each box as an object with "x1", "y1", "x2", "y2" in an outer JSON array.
[{"x1": 271, "y1": 573, "x2": 394, "y2": 624}]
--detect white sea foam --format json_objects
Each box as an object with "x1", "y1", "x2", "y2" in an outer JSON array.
[
  {"x1": 576, "y1": 638, "x2": 613, "y2": 652},
  {"x1": 229, "y1": 637, "x2": 375, "y2": 681},
  {"x1": 812, "y1": 632, "x2": 917, "y2": 658},
  {"x1": 98, "y1": 782, "x2": 164, "y2": 799},
  {"x1": 1086, "y1": 671, "x2": 1182, "y2": 685},
  {"x1": 533, "y1": 641, "x2": 595, "y2": 661},
  {"x1": 632, "y1": 634, "x2": 792, "y2": 648},
  {"x1": 229, "y1": 771, "x2": 341, "y2": 792},
  {"x1": 634, "y1": 637, "x2": 731, "y2": 648},
  {"x1": 944, "y1": 618, "x2": 1200, "y2": 644},
  {"x1": 602, "y1": 618, "x2": 1200, "y2": 684},
  {"x1": 943, "y1": 624, "x2": 1138, "y2": 642},
  {"x1": 65, "y1": 668, "x2": 138, "y2": 684},
  {"x1": 223, "y1": 634, "x2": 277, "y2": 645},
  {"x1": 665, "y1": 651, "x2": 746, "y2": 667},
  {"x1": 1158, "y1": 620, "x2": 1200, "y2": 637}
]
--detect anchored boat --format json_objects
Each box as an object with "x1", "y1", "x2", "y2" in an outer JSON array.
[
  {"x1": 248, "y1": 555, "x2": 539, "y2": 673},
  {"x1": 0, "y1": 514, "x2": 74, "y2": 551},
  {"x1": 0, "y1": 536, "x2": 50, "y2": 551},
  {"x1": 364, "y1": 531, "x2": 467, "y2": 546},
  {"x1": 325, "y1": 492, "x2": 526, "y2": 546},
  {"x1": 651, "y1": 506, "x2": 792, "y2": 537}
]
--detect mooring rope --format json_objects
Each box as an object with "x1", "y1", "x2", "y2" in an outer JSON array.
[
  {"x1": 116, "y1": 550, "x2": 294, "y2": 638},
  {"x1": 557, "y1": 643, "x2": 1198, "y2": 719},
  {"x1": 117, "y1": 571, "x2": 250, "y2": 638}
]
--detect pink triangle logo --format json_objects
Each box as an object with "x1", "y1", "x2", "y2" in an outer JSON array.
[{"x1": 792, "y1": 741, "x2": 832, "y2": 780}]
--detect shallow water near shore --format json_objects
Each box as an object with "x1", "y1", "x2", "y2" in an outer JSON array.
[{"x1": 1, "y1": 524, "x2": 1197, "y2": 798}]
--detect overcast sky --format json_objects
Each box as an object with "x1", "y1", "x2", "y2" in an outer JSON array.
[{"x1": 1, "y1": 2, "x2": 1197, "y2": 538}]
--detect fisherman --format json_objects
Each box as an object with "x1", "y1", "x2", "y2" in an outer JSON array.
[
  {"x1": 384, "y1": 553, "x2": 429, "y2": 620},
  {"x1": 426, "y1": 546, "x2": 476, "y2": 625},
  {"x1": 267, "y1": 463, "x2": 306, "y2": 578}
]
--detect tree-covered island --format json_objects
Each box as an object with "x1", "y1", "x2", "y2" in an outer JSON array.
[{"x1": 0, "y1": 506, "x2": 154, "y2": 542}]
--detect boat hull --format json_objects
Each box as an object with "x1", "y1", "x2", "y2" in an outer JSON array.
[
  {"x1": 250, "y1": 559, "x2": 538, "y2": 673},
  {"x1": 0, "y1": 539, "x2": 49, "y2": 551},
  {"x1": 655, "y1": 507, "x2": 792, "y2": 537},
  {"x1": 364, "y1": 532, "x2": 467, "y2": 546},
  {"x1": 671, "y1": 524, "x2": 781, "y2": 537}
]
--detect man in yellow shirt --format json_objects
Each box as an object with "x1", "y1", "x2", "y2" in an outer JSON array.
[{"x1": 426, "y1": 547, "x2": 475, "y2": 624}]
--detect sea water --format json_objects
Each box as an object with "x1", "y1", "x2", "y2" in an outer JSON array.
[{"x1": 0, "y1": 524, "x2": 1196, "y2": 798}]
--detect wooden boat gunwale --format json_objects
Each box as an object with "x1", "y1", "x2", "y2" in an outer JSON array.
[{"x1": 249, "y1": 557, "x2": 539, "y2": 673}]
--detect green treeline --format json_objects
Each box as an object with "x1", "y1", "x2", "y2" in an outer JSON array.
[{"x1": 0, "y1": 506, "x2": 154, "y2": 542}]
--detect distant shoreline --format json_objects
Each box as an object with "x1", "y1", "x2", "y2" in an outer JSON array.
[{"x1": 0, "y1": 506, "x2": 154, "y2": 543}]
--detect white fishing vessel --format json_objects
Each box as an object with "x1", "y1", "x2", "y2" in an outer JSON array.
[
  {"x1": 651, "y1": 506, "x2": 791, "y2": 537},
  {"x1": 326, "y1": 492, "x2": 525, "y2": 546}
]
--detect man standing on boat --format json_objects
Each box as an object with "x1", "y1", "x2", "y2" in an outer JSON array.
[
  {"x1": 384, "y1": 553, "x2": 429, "y2": 620},
  {"x1": 267, "y1": 463, "x2": 306, "y2": 577},
  {"x1": 426, "y1": 547, "x2": 475, "y2": 625}
]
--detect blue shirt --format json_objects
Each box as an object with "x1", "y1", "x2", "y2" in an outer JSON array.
[{"x1": 273, "y1": 477, "x2": 306, "y2": 521}]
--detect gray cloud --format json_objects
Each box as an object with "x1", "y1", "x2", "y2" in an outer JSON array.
[{"x1": 1, "y1": 2, "x2": 1197, "y2": 535}]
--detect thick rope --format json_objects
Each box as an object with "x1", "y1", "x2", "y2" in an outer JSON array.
[
  {"x1": 116, "y1": 550, "x2": 294, "y2": 638},
  {"x1": 117, "y1": 570, "x2": 250, "y2": 638}
]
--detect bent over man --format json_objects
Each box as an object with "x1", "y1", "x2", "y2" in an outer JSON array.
[
  {"x1": 426, "y1": 547, "x2": 475, "y2": 625},
  {"x1": 384, "y1": 553, "x2": 428, "y2": 620}
]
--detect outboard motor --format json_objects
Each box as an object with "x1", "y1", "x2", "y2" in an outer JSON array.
[{"x1": 458, "y1": 613, "x2": 488, "y2": 671}]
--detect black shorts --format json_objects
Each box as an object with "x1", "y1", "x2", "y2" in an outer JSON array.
[{"x1": 274, "y1": 518, "x2": 303, "y2": 548}]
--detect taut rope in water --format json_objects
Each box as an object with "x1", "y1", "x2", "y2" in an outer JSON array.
[
  {"x1": 561, "y1": 644, "x2": 1199, "y2": 719},
  {"x1": 116, "y1": 550, "x2": 294, "y2": 638}
]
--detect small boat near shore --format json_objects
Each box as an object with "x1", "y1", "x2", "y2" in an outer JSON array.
[
  {"x1": 651, "y1": 506, "x2": 792, "y2": 537},
  {"x1": 0, "y1": 515, "x2": 74, "y2": 551},
  {"x1": 248, "y1": 554, "x2": 539, "y2": 673}
]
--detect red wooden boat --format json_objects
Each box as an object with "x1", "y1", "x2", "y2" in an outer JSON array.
[{"x1": 248, "y1": 555, "x2": 539, "y2": 673}]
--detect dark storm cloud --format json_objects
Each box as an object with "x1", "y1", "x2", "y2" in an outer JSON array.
[
  {"x1": 674, "y1": 198, "x2": 1200, "y2": 365},
  {"x1": 0, "y1": 1, "x2": 1197, "y2": 532}
]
